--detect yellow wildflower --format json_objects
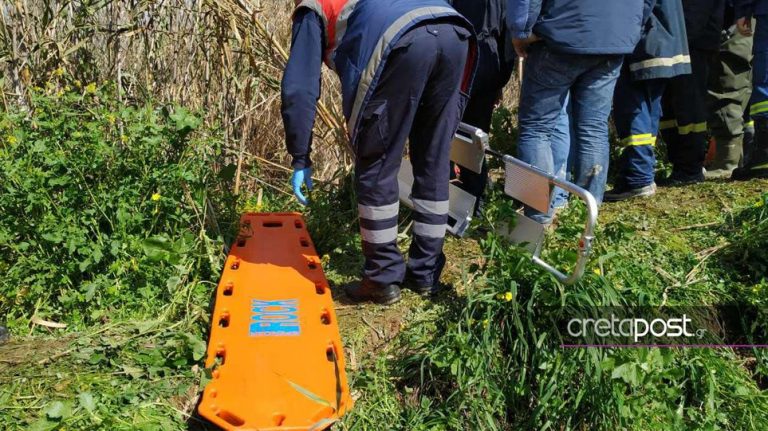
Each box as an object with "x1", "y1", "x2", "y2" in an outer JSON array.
[
  {"x1": 593, "y1": 268, "x2": 602, "y2": 276},
  {"x1": 754, "y1": 199, "x2": 765, "y2": 208},
  {"x1": 84, "y1": 83, "x2": 97, "y2": 94},
  {"x1": 6, "y1": 135, "x2": 17, "y2": 145},
  {"x1": 482, "y1": 319, "x2": 490, "y2": 328},
  {"x1": 120, "y1": 135, "x2": 129, "y2": 144},
  {"x1": 503, "y1": 291, "x2": 513, "y2": 302},
  {"x1": 151, "y1": 193, "x2": 162, "y2": 202},
  {"x1": 53, "y1": 67, "x2": 65, "y2": 77},
  {"x1": 106, "y1": 114, "x2": 116, "y2": 124},
  {"x1": 74, "y1": 80, "x2": 82, "y2": 88}
]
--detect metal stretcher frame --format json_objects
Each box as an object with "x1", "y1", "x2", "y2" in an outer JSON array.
[
  {"x1": 499, "y1": 153, "x2": 599, "y2": 285},
  {"x1": 398, "y1": 123, "x2": 488, "y2": 237},
  {"x1": 397, "y1": 122, "x2": 598, "y2": 285}
]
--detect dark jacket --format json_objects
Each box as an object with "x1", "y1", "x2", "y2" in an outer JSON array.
[
  {"x1": 450, "y1": 0, "x2": 514, "y2": 89},
  {"x1": 734, "y1": 0, "x2": 768, "y2": 20},
  {"x1": 629, "y1": 0, "x2": 692, "y2": 80},
  {"x1": 684, "y1": 0, "x2": 726, "y2": 50},
  {"x1": 282, "y1": 0, "x2": 477, "y2": 167},
  {"x1": 507, "y1": 0, "x2": 647, "y2": 55}
]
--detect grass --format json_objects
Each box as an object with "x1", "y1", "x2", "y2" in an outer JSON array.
[
  {"x1": 3, "y1": 177, "x2": 764, "y2": 430},
  {"x1": 1, "y1": 85, "x2": 767, "y2": 430}
]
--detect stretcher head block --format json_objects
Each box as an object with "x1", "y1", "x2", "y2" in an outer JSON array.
[
  {"x1": 198, "y1": 213, "x2": 353, "y2": 431},
  {"x1": 397, "y1": 158, "x2": 476, "y2": 237},
  {"x1": 499, "y1": 155, "x2": 599, "y2": 285},
  {"x1": 451, "y1": 123, "x2": 489, "y2": 174}
]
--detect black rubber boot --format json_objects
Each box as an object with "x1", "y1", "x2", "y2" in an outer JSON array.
[
  {"x1": 344, "y1": 279, "x2": 402, "y2": 305},
  {"x1": 733, "y1": 118, "x2": 768, "y2": 180},
  {"x1": 705, "y1": 135, "x2": 743, "y2": 178},
  {"x1": 403, "y1": 253, "x2": 448, "y2": 296}
]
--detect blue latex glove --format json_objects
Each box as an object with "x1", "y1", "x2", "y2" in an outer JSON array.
[{"x1": 291, "y1": 167, "x2": 313, "y2": 205}]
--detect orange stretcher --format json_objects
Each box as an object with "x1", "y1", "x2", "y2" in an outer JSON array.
[{"x1": 199, "y1": 213, "x2": 353, "y2": 431}]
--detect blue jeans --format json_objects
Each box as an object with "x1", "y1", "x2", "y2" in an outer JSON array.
[
  {"x1": 613, "y1": 66, "x2": 666, "y2": 189},
  {"x1": 551, "y1": 102, "x2": 572, "y2": 209},
  {"x1": 518, "y1": 44, "x2": 623, "y2": 214}
]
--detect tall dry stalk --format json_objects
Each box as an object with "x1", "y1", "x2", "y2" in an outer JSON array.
[{"x1": 1, "y1": 0, "x2": 352, "y2": 184}]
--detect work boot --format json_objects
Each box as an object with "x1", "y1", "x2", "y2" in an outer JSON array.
[
  {"x1": 705, "y1": 135, "x2": 743, "y2": 178},
  {"x1": 733, "y1": 118, "x2": 768, "y2": 180},
  {"x1": 658, "y1": 171, "x2": 705, "y2": 187},
  {"x1": 403, "y1": 253, "x2": 447, "y2": 296},
  {"x1": 344, "y1": 279, "x2": 402, "y2": 305},
  {"x1": 604, "y1": 183, "x2": 657, "y2": 202},
  {"x1": 0, "y1": 326, "x2": 9, "y2": 344}
]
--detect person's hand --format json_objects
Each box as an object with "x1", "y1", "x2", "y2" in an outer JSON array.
[
  {"x1": 291, "y1": 167, "x2": 313, "y2": 205},
  {"x1": 512, "y1": 34, "x2": 540, "y2": 59},
  {"x1": 737, "y1": 17, "x2": 753, "y2": 36}
]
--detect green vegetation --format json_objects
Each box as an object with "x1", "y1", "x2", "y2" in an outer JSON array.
[
  {"x1": 0, "y1": 84, "x2": 237, "y2": 430},
  {"x1": 1, "y1": 87, "x2": 767, "y2": 430},
  {"x1": 345, "y1": 190, "x2": 768, "y2": 430}
]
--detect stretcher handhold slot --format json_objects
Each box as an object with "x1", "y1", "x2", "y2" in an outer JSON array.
[
  {"x1": 273, "y1": 414, "x2": 286, "y2": 426},
  {"x1": 300, "y1": 238, "x2": 310, "y2": 247},
  {"x1": 295, "y1": 220, "x2": 303, "y2": 229},
  {"x1": 315, "y1": 283, "x2": 326, "y2": 295},
  {"x1": 320, "y1": 309, "x2": 332, "y2": 325},
  {"x1": 236, "y1": 237, "x2": 246, "y2": 247},
  {"x1": 230, "y1": 259, "x2": 240, "y2": 270},
  {"x1": 223, "y1": 282, "x2": 233, "y2": 296},
  {"x1": 263, "y1": 221, "x2": 283, "y2": 228},
  {"x1": 217, "y1": 410, "x2": 245, "y2": 427},
  {"x1": 325, "y1": 344, "x2": 337, "y2": 362},
  {"x1": 215, "y1": 345, "x2": 226, "y2": 365},
  {"x1": 218, "y1": 311, "x2": 231, "y2": 328}
]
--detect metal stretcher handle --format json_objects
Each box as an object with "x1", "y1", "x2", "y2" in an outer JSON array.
[{"x1": 490, "y1": 149, "x2": 599, "y2": 285}]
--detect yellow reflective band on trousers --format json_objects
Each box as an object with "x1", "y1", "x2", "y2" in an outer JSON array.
[
  {"x1": 751, "y1": 100, "x2": 768, "y2": 116},
  {"x1": 677, "y1": 122, "x2": 707, "y2": 135},
  {"x1": 659, "y1": 120, "x2": 677, "y2": 130},
  {"x1": 746, "y1": 120, "x2": 755, "y2": 128},
  {"x1": 620, "y1": 134, "x2": 656, "y2": 147}
]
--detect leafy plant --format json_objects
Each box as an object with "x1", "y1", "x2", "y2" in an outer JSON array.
[{"x1": 0, "y1": 83, "x2": 236, "y2": 329}]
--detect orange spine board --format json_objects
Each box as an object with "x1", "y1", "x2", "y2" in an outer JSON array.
[{"x1": 198, "y1": 213, "x2": 353, "y2": 431}]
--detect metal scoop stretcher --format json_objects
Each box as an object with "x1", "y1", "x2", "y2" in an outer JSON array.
[{"x1": 397, "y1": 123, "x2": 598, "y2": 285}]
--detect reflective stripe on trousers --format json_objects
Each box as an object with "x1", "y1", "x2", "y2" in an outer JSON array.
[{"x1": 354, "y1": 22, "x2": 468, "y2": 287}]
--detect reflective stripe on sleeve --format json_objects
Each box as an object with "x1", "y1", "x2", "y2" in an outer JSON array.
[
  {"x1": 348, "y1": 6, "x2": 458, "y2": 135},
  {"x1": 628, "y1": 54, "x2": 691, "y2": 72},
  {"x1": 360, "y1": 226, "x2": 398, "y2": 244},
  {"x1": 358, "y1": 202, "x2": 399, "y2": 220}
]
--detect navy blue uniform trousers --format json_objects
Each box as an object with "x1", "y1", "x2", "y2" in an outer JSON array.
[
  {"x1": 660, "y1": 48, "x2": 712, "y2": 179},
  {"x1": 356, "y1": 22, "x2": 470, "y2": 288}
]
